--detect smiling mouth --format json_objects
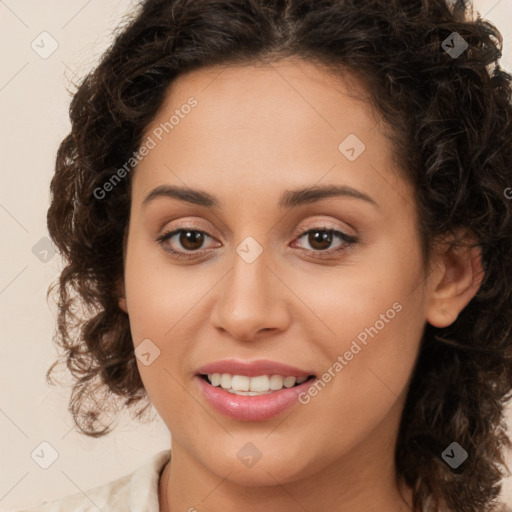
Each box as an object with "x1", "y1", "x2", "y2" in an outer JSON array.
[{"x1": 199, "y1": 373, "x2": 317, "y2": 396}]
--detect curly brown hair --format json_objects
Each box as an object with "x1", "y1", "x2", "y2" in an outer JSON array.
[{"x1": 45, "y1": 0, "x2": 512, "y2": 510}]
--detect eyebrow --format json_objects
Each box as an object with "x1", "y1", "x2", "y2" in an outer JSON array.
[{"x1": 142, "y1": 183, "x2": 379, "y2": 209}]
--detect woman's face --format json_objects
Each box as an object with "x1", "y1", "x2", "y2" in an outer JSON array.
[{"x1": 119, "y1": 58, "x2": 433, "y2": 488}]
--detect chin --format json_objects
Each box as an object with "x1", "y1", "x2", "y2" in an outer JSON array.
[{"x1": 204, "y1": 449, "x2": 314, "y2": 487}]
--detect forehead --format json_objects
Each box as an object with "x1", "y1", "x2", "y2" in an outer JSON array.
[{"x1": 131, "y1": 58, "x2": 409, "y2": 213}]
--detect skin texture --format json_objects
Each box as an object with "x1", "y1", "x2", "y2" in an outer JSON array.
[{"x1": 117, "y1": 59, "x2": 483, "y2": 512}]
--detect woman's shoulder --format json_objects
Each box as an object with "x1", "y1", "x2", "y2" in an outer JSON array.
[
  {"x1": 10, "y1": 449, "x2": 172, "y2": 512},
  {"x1": 10, "y1": 472, "x2": 132, "y2": 512}
]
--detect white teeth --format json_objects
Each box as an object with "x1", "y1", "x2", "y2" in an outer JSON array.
[
  {"x1": 249, "y1": 375, "x2": 270, "y2": 392},
  {"x1": 283, "y1": 376, "x2": 297, "y2": 388},
  {"x1": 226, "y1": 389, "x2": 273, "y2": 396},
  {"x1": 205, "y1": 373, "x2": 310, "y2": 394},
  {"x1": 231, "y1": 375, "x2": 250, "y2": 391},
  {"x1": 220, "y1": 373, "x2": 232, "y2": 389},
  {"x1": 210, "y1": 373, "x2": 221, "y2": 386},
  {"x1": 269, "y1": 375, "x2": 284, "y2": 390}
]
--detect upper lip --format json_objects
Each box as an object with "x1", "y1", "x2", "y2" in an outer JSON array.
[{"x1": 196, "y1": 359, "x2": 315, "y2": 378}]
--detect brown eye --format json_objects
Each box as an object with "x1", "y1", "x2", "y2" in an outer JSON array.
[
  {"x1": 292, "y1": 228, "x2": 357, "y2": 256},
  {"x1": 157, "y1": 225, "x2": 358, "y2": 260},
  {"x1": 177, "y1": 230, "x2": 205, "y2": 251},
  {"x1": 157, "y1": 229, "x2": 214, "y2": 257},
  {"x1": 306, "y1": 230, "x2": 335, "y2": 251}
]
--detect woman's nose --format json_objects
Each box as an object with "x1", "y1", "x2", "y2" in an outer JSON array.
[{"x1": 209, "y1": 245, "x2": 291, "y2": 343}]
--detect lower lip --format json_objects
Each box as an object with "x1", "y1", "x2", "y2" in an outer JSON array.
[{"x1": 195, "y1": 375, "x2": 316, "y2": 421}]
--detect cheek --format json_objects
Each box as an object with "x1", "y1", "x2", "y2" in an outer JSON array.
[
  {"x1": 291, "y1": 298, "x2": 424, "y2": 467},
  {"x1": 123, "y1": 238, "x2": 222, "y2": 413},
  {"x1": 289, "y1": 247, "x2": 425, "y2": 419},
  {"x1": 123, "y1": 236, "x2": 199, "y2": 342}
]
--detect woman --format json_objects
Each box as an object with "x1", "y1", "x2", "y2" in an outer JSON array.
[{"x1": 15, "y1": 0, "x2": 512, "y2": 510}]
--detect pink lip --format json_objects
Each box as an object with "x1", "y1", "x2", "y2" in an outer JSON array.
[
  {"x1": 196, "y1": 358, "x2": 314, "y2": 377},
  {"x1": 195, "y1": 359, "x2": 317, "y2": 421},
  {"x1": 195, "y1": 375, "x2": 316, "y2": 421}
]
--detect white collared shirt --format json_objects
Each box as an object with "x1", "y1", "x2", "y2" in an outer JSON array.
[{"x1": 12, "y1": 450, "x2": 171, "y2": 512}]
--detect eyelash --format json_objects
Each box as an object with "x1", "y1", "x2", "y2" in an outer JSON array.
[{"x1": 156, "y1": 225, "x2": 358, "y2": 260}]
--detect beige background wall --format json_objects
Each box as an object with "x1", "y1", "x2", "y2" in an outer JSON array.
[{"x1": 1, "y1": 0, "x2": 511, "y2": 509}]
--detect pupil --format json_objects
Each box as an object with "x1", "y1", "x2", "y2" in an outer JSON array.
[
  {"x1": 310, "y1": 230, "x2": 332, "y2": 250},
  {"x1": 181, "y1": 230, "x2": 204, "y2": 250}
]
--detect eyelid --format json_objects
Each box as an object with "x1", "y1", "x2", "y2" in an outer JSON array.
[
  {"x1": 158, "y1": 217, "x2": 355, "y2": 240},
  {"x1": 156, "y1": 220, "x2": 358, "y2": 260},
  {"x1": 290, "y1": 220, "x2": 356, "y2": 240}
]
